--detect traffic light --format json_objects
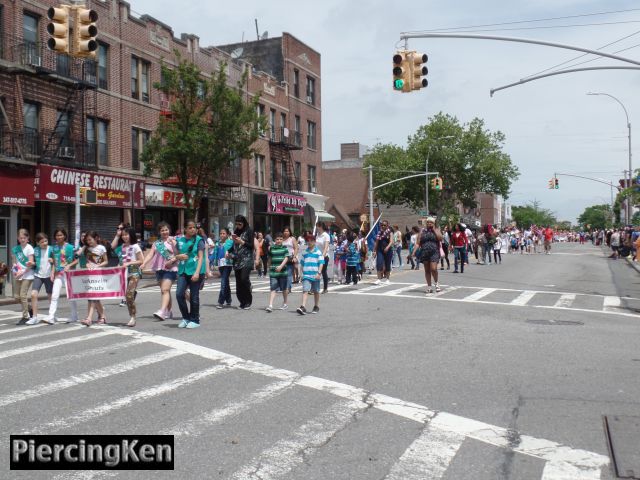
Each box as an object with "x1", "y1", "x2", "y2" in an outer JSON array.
[
  {"x1": 436, "y1": 177, "x2": 443, "y2": 190},
  {"x1": 554, "y1": 177, "x2": 559, "y2": 189},
  {"x1": 430, "y1": 177, "x2": 437, "y2": 189},
  {"x1": 72, "y1": 7, "x2": 98, "y2": 58},
  {"x1": 410, "y1": 52, "x2": 428, "y2": 90},
  {"x1": 80, "y1": 188, "x2": 97, "y2": 204},
  {"x1": 46, "y1": 6, "x2": 70, "y2": 54},
  {"x1": 393, "y1": 51, "x2": 410, "y2": 92},
  {"x1": 548, "y1": 178, "x2": 554, "y2": 189}
]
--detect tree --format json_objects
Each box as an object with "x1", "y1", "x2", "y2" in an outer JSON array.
[
  {"x1": 142, "y1": 53, "x2": 266, "y2": 219},
  {"x1": 364, "y1": 113, "x2": 519, "y2": 214},
  {"x1": 577, "y1": 204, "x2": 611, "y2": 230},
  {"x1": 511, "y1": 201, "x2": 557, "y2": 228}
]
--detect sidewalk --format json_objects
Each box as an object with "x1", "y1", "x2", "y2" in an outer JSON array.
[{"x1": 598, "y1": 244, "x2": 640, "y2": 274}]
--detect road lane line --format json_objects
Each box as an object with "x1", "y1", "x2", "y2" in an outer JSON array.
[
  {"x1": 460, "y1": 288, "x2": 496, "y2": 302},
  {"x1": 385, "y1": 425, "x2": 466, "y2": 480},
  {"x1": 0, "y1": 330, "x2": 117, "y2": 360},
  {"x1": 553, "y1": 293, "x2": 576, "y2": 308},
  {"x1": 166, "y1": 378, "x2": 298, "y2": 437},
  {"x1": 386, "y1": 284, "x2": 425, "y2": 295},
  {"x1": 0, "y1": 325, "x2": 83, "y2": 346},
  {"x1": 603, "y1": 296, "x2": 622, "y2": 312},
  {"x1": 0, "y1": 324, "x2": 46, "y2": 335},
  {"x1": 510, "y1": 290, "x2": 537, "y2": 306},
  {"x1": 0, "y1": 349, "x2": 183, "y2": 407},
  {"x1": 28, "y1": 364, "x2": 230, "y2": 435},
  {"x1": 229, "y1": 399, "x2": 367, "y2": 480},
  {"x1": 541, "y1": 460, "x2": 602, "y2": 480}
]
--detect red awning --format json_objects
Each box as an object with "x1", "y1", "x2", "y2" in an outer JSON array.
[{"x1": 0, "y1": 168, "x2": 35, "y2": 207}]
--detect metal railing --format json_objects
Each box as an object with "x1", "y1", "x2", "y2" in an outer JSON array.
[
  {"x1": 218, "y1": 160, "x2": 242, "y2": 184},
  {"x1": 269, "y1": 127, "x2": 303, "y2": 150}
]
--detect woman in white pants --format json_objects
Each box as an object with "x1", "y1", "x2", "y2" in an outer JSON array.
[{"x1": 46, "y1": 229, "x2": 78, "y2": 323}]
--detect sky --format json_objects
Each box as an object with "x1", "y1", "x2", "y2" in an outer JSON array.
[{"x1": 131, "y1": 0, "x2": 640, "y2": 223}]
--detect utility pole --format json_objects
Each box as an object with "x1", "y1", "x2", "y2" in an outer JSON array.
[
  {"x1": 368, "y1": 165, "x2": 374, "y2": 231},
  {"x1": 425, "y1": 152, "x2": 429, "y2": 215}
]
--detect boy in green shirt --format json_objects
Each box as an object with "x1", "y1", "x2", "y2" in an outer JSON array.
[{"x1": 266, "y1": 232, "x2": 290, "y2": 312}]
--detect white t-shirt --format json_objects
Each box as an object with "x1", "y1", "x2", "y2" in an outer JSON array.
[
  {"x1": 315, "y1": 231, "x2": 330, "y2": 257},
  {"x1": 15, "y1": 244, "x2": 35, "y2": 281},
  {"x1": 121, "y1": 244, "x2": 142, "y2": 263},
  {"x1": 35, "y1": 246, "x2": 52, "y2": 278},
  {"x1": 86, "y1": 244, "x2": 107, "y2": 269}
]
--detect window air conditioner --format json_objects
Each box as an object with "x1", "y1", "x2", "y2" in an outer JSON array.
[
  {"x1": 311, "y1": 186, "x2": 317, "y2": 193},
  {"x1": 306, "y1": 96, "x2": 313, "y2": 103},
  {"x1": 58, "y1": 146, "x2": 76, "y2": 159}
]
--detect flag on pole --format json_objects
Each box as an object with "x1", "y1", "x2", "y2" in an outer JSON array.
[{"x1": 366, "y1": 214, "x2": 382, "y2": 252}]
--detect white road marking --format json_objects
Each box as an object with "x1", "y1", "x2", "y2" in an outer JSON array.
[
  {"x1": 229, "y1": 399, "x2": 367, "y2": 480},
  {"x1": 541, "y1": 460, "x2": 602, "y2": 480},
  {"x1": 460, "y1": 288, "x2": 496, "y2": 302},
  {"x1": 385, "y1": 425, "x2": 466, "y2": 480},
  {"x1": 603, "y1": 296, "x2": 622, "y2": 312},
  {"x1": 0, "y1": 324, "x2": 46, "y2": 335},
  {"x1": 553, "y1": 294, "x2": 576, "y2": 308},
  {"x1": 510, "y1": 290, "x2": 537, "y2": 306},
  {"x1": 0, "y1": 325, "x2": 83, "y2": 346},
  {"x1": 0, "y1": 330, "x2": 116, "y2": 360},
  {"x1": 386, "y1": 284, "x2": 424, "y2": 296},
  {"x1": 0, "y1": 349, "x2": 183, "y2": 407},
  {"x1": 28, "y1": 364, "x2": 230, "y2": 434}
]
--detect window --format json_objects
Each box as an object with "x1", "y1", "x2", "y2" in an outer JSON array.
[
  {"x1": 257, "y1": 104, "x2": 266, "y2": 136},
  {"x1": 55, "y1": 110, "x2": 71, "y2": 148},
  {"x1": 269, "y1": 109, "x2": 276, "y2": 141},
  {"x1": 281, "y1": 161, "x2": 288, "y2": 190},
  {"x1": 131, "y1": 127, "x2": 150, "y2": 170},
  {"x1": 97, "y1": 43, "x2": 108, "y2": 89},
  {"x1": 23, "y1": 101, "x2": 39, "y2": 155},
  {"x1": 307, "y1": 165, "x2": 317, "y2": 192},
  {"x1": 131, "y1": 57, "x2": 150, "y2": 102},
  {"x1": 254, "y1": 154, "x2": 265, "y2": 187},
  {"x1": 307, "y1": 120, "x2": 316, "y2": 150},
  {"x1": 280, "y1": 112, "x2": 287, "y2": 135},
  {"x1": 270, "y1": 158, "x2": 277, "y2": 189},
  {"x1": 87, "y1": 118, "x2": 108, "y2": 166},
  {"x1": 22, "y1": 13, "x2": 39, "y2": 66},
  {"x1": 294, "y1": 161, "x2": 301, "y2": 190},
  {"x1": 293, "y1": 69, "x2": 299, "y2": 98},
  {"x1": 294, "y1": 115, "x2": 301, "y2": 147},
  {"x1": 306, "y1": 76, "x2": 315, "y2": 105}
]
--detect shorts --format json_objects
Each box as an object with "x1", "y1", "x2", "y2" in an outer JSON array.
[
  {"x1": 32, "y1": 276, "x2": 53, "y2": 295},
  {"x1": 375, "y1": 249, "x2": 393, "y2": 272},
  {"x1": 270, "y1": 276, "x2": 288, "y2": 292},
  {"x1": 302, "y1": 278, "x2": 321, "y2": 293},
  {"x1": 155, "y1": 270, "x2": 177, "y2": 282}
]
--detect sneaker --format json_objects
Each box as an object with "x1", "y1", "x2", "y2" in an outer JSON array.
[
  {"x1": 165, "y1": 310, "x2": 174, "y2": 320},
  {"x1": 25, "y1": 316, "x2": 40, "y2": 325},
  {"x1": 374, "y1": 279, "x2": 381, "y2": 285},
  {"x1": 177, "y1": 319, "x2": 189, "y2": 328},
  {"x1": 426, "y1": 287, "x2": 433, "y2": 294},
  {"x1": 119, "y1": 299, "x2": 126, "y2": 307},
  {"x1": 225, "y1": 303, "x2": 232, "y2": 308},
  {"x1": 321, "y1": 289, "x2": 328, "y2": 294},
  {"x1": 186, "y1": 321, "x2": 200, "y2": 329},
  {"x1": 266, "y1": 305, "x2": 273, "y2": 313},
  {"x1": 215, "y1": 304, "x2": 224, "y2": 309},
  {"x1": 241, "y1": 305, "x2": 251, "y2": 310},
  {"x1": 42, "y1": 316, "x2": 56, "y2": 325},
  {"x1": 153, "y1": 310, "x2": 166, "y2": 320},
  {"x1": 311, "y1": 306, "x2": 320, "y2": 314},
  {"x1": 279, "y1": 304, "x2": 288, "y2": 310},
  {"x1": 435, "y1": 284, "x2": 442, "y2": 293},
  {"x1": 296, "y1": 306, "x2": 307, "y2": 315},
  {"x1": 384, "y1": 278, "x2": 391, "y2": 285}
]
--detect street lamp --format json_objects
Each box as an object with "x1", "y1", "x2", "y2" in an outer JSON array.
[{"x1": 587, "y1": 92, "x2": 632, "y2": 224}]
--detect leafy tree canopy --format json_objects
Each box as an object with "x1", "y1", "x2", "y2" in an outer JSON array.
[
  {"x1": 577, "y1": 204, "x2": 612, "y2": 230},
  {"x1": 511, "y1": 201, "x2": 556, "y2": 228}
]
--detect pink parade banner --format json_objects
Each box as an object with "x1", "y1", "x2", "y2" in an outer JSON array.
[
  {"x1": 267, "y1": 192, "x2": 307, "y2": 216},
  {"x1": 65, "y1": 268, "x2": 127, "y2": 300}
]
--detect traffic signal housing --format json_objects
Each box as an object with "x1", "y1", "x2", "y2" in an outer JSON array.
[
  {"x1": 46, "y1": 6, "x2": 70, "y2": 54},
  {"x1": 80, "y1": 188, "x2": 97, "y2": 204},
  {"x1": 410, "y1": 52, "x2": 428, "y2": 90},
  {"x1": 393, "y1": 51, "x2": 410, "y2": 92},
  {"x1": 72, "y1": 7, "x2": 98, "y2": 58},
  {"x1": 548, "y1": 178, "x2": 555, "y2": 189},
  {"x1": 436, "y1": 177, "x2": 443, "y2": 190},
  {"x1": 554, "y1": 177, "x2": 559, "y2": 189}
]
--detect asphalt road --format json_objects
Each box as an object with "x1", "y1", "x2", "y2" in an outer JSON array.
[{"x1": 1, "y1": 241, "x2": 639, "y2": 479}]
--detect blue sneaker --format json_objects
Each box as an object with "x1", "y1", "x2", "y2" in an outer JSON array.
[
  {"x1": 177, "y1": 319, "x2": 189, "y2": 328},
  {"x1": 186, "y1": 321, "x2": 200, "y2": 329}
]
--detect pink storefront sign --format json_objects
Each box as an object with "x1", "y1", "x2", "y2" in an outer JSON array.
[{"x1": 267, "y1": 192, "x2": 307, "y2": 216}]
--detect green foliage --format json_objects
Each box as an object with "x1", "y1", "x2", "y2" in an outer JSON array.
[
  {"x1": 511, "y1": 201, "x2": 557, "y2": 228},
  {"x1": 363, "y1": 113, "x2": 519, "y2": 214},
  {"x1": 142, "y1": 52, "x2": 266, "y2": 218},
  {"x1": 578, "y1": 204, "x2": 612, "y2": 230}
]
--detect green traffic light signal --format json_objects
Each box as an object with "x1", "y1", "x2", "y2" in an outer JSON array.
[{"x1": 394, "y1": 79, "x2": 404, "y2": 90}]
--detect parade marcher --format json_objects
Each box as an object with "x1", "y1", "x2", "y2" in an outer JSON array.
[
  {"x1": 111, "y1": 223, "x2": 128, "y2": 307},
  {"x1": 46, "y1": 229, "x2": 77, "y2": 323},
  {"x1": 440, "y1": 225, "x2": 451, "y2": 271},
  {"x1": 175, "y1": 220, "x2": 206, "y2": 328},
  {"x1": 451, "y1": 223, "x2": 468, "y2": 274},
  {"x1": 27, "y1": 233, "x2": 55, "y2": 324},
  {"x1": 282, "y1": 227, "x2": 298, "y2": 292},
  {"x1": 417, "y1": 217, "x2": 443, "y2": 293},
  {"x1": 256, "y1": 232, "x2": 267, "y2": 278},
  {"x1": 142, "y1": 221, "x2": 178, "y2": 320},
  {"x1": 297, "y1": 231, "x2": 324, "y2": 315},
  {"x1": 373, "y1": 220, "x2": 393, "y2": 285},
  {"x1": 493, "y1": 234, "x2": 503, "y2": 264},
  {"x1": 315, "y1": 222, "x2": 331, "y2": 293},
  {"x1": 543, "y1": 225, "x2": 554, "y2": 254},
  {"x1": 12, "y1": 229, "x2": 35, "y2": 324},
  {"x1": 214, "y1": 228, "x2": 234, "y2": 309},
  {"x1": 393, "y1": 226, "x2": 403, "y2": 270},
  {"x1": 232, "y1": 215, "x2": 259, "y2": 310},
  {"x1": 345, "y1": 232, "x2": 360, "y2": 285},
  {"x1": 118, "y1": 227, "x2": 144, "y2": 327},
  {"x1": 266, "y1": 232, "x2": 290, "y2": 312},
  {"x1": 80, "y1": 231, "x2": 108, "y2": 326},
  {"x1": 408, "y1": 226, "x2": 420, "y2": 270},
  {"x1": 296, "y1": 231, "x2": 306, "y2": 283}
]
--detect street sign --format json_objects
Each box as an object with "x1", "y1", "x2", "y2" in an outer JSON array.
[
  {"x1": 365, "y1": 203, "x2": 379, "y2": 208},
  {"x1": 418, "y1": 210, "x2": 428, "y2": 216}
]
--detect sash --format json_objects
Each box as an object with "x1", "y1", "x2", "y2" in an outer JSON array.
[
  {"x1": 156, "y1": 239, "x2": 172, "y2": 260},
  {"x1": 12, "y1": 245, "x2": 28, "y2": 265},
  {"x1": 34, "y1": 246, "x2": 50, "y2": 271}
]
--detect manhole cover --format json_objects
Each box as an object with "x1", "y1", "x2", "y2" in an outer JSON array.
[
  {"x1": 525, "y1": 319, "x2": 584, "y2": 326},
  {"x1": 604, "y1": 415, "x2": 640, "y2": 479}
]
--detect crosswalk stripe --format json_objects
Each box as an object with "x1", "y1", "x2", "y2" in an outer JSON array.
[
  {"x1": 166, "y1": 378, "x2": 297, "y2": 438},
  {"x1": 540, "y1": 460, "x2": 602, "y2": 480},
  {"x1": 0, "y1": 324, "x2": 46, "y2": 335},
  {"x1": 355, "y1": 283, "x2": 393, "y2": 293},
  {"x1": 603, "y1": 296, "x2": 622, "y2": 312},
  {"x1": 461, "y1": 288, "x2": 496, "y2": 302},
  {"x1": 229, "y1": 399, "x2": 367, "y2": 480},
  {"x1": 28, "y1": 364, "x2": 230, "y2": 435},
  {"x1": 386, "y1": 284, "x2": 424, "y2": 296},
  {"x1": 553, "y1": 293, "x2": 576, "y2": 308},
  {"x1": 385, "y1": 425, "x2": 466, "y2": 480},
  {"x1": 0, "y1": 349, "x2": 183, "y2": 408},
  {"x1": 0, "y1": 325, "x2": 83, "y2": 346},
  {"x1": 510, "y1": 290, "x2": 537, "y2": 306},
  {"x1": 0, "y1": 330, "x2": 117, "y2": 360}
]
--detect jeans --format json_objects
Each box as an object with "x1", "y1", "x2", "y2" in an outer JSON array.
[
  {"x1": 234, "y1": 266, "x2": 253, "y2": 307},
  {"x1": 218, "y1": 266, "x2": 232, "y2": 305},
  {"x1": 482, "y1": 243, "x2": 492, "y2": 263},
  {"x1": 286, "y1": 263, "x2": 294, "y2": 291},
  {"x1": 321, "y1": 256, "x2": 329, "y2": 290},
  {"x1": 395, "y1": 246, "x2": 403, "y2": 268},
  {"x1": 454, "y1": 247, "x2": 465, "y2": 272},
  {"x1": 176, "y1": 273, "x2": 204, "y2": 323}
]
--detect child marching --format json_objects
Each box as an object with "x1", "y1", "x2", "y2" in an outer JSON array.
[
  {"x1": 12, "y1": 229, "x2": 35, "y2": 325},
  {"x1": 296, "y1": 231, "x2": 324, "y2": 315},
  {"x1": 265, "y1": 232, "x2": 289, "y2": 312},
  {"x1": 78, "y1": 231, "x2": 108, "y2": 326},
  {"x1": 141, "y1": 221, "x2": 178, "y2": 320},
  {"x1": 118, "y1": 227, "x2": 144, "y2": 327},
  {"x1": 27, "y1": 233, "x2": 55, "y2": 324},
  {"x1": 47, "y1": 229, "x2": 78, "y2": 323},
  {"x1": 175, "y1": 220, "x2": 206, "y2": 328}
]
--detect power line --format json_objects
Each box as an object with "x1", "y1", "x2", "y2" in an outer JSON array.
[
  {"x1": 421, "y1": 20, "x2": 640, "y2": 34},
  {"x1": 547, "y1": 40, "x2": 640, "y2": 72}
]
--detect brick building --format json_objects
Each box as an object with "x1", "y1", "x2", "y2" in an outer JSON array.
[{"x1": 0, "y1": 0, "x2": 322, "y2": 267}]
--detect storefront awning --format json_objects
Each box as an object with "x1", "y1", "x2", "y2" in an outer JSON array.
[
  {"x1": 0, "y1": 167, "x2": 35, "y2": 207},
  {"x1": 315, "y1": 210, "x2": 335, "y2": 221}
]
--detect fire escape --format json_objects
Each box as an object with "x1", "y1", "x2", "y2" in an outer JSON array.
[
  {"x1": 0, "y1": 34, "x2": 98, "y2": 169},
  {"x1": 268, "y1": 126, "x2": 302, "y2": 193}
]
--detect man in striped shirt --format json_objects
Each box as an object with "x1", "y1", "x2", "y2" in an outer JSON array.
[
  {"x1": 297, "y1": 231, "x2": 324, "y2": 315},
  {"x1": 266, "y1": 233, "x2": 290, "y2": 313}
]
